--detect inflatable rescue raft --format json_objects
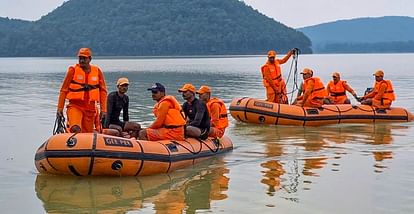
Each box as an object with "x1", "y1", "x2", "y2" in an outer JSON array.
[
  {"x1": 229, "y1": 97, "x2": 414, "y2": 126},
  {"x1": 35, "y1": 133, "x2": 233, "y2": 176}
]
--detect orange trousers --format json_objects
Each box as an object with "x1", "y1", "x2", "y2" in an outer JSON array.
[
  {"x1": 209, "y1": 127, "x2": 225, "y2": 138},
  {"x1": 66, "y1": 104, "x2": 97, "y2": 133},
  {"x1": 372, "y1": 98, "x2": 392, "y2": 109},
  {"x1": 265, "y1": 79, "x2": 288, "y2": 104},
  {"x1": 296, "y1": 98, "x2": 324, "y2": 108},
  {"x1": 146, "y1": 126, "x2": 185, "y2": 141},
  {"x1": 328, "y1": 95, "x2": 350, "y2": 104}
]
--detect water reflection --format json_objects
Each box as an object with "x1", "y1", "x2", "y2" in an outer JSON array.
[
  {"x1": 231, "y1": 122, "x2": 408, "y2": 197},
  {"x1": 35, "y1": 159, "x2": 229, "y2": 213}
]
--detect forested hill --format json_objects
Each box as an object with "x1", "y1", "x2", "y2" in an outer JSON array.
[
  {"x1": 0, "y1": 0, "x2": 311, "y2": 57},
  {"x1": 299, "y1": 16, "x2": 414, "y2": 53}
]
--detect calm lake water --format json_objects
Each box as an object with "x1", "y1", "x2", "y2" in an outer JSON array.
[{"x1": 0, "y1": 54, "x2": 413, "y2": 213}]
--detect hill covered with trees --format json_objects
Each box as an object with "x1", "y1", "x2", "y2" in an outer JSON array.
[
  {"x1": 0, "y1": 0, "x2": 311, "y2": 57},
  {"x1": 299, "y1": 16, "x2": 414, "y2": 53}
]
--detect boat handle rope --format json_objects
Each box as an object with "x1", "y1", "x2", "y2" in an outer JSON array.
[
  {"x1": 197, "y1": 138, "x2": 220, "y2": 153},
  {"x1": 66, "y1": 132, "x2": 78, "y2": 147},
  {"x1": 172, "y1": 140, "x2": 203, "y2": 155}
]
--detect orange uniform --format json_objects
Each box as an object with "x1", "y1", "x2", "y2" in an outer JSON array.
[
  {"x1": 57, "y1": 64, "x2": 107, "y2": 132},
  {"x1": 363, "y1": 80, "x2": 395, "y2": 109},
  {"x1": 146, "y1": 95, "x2": 186, "y2": 141},
  {"x1": 261, "y1": 56, "x2": 291, "y2": 104},
  {"x1": 326, "y1": 80, "x2": 356, "y2": 104},
  {"x1": 297, "y1": 77, "x2": 328, "y2": 108},
  {"x1": 206, "y1": 98, "x2": 229, "y2": 138}
]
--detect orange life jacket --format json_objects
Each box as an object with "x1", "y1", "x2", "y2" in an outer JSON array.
[
  {"x1": 304, "y1": 77, "x2": 327, "y2": 100},
  {"x1": 66, "y1": 64, "x2": 100, "y2": 101},
  {"x1": 261, "y1": 61, "x2": 282, "y2": 87},
  {"x1": 327, "y1": 80, "x2": 347, "y2": 97},
  {"x1": 374, "y1": 80, "x2": 395, "y2": 101},
  {"x1": 206, "y1": 98, "x2": 229, "y2": 129},
  {"x1": 153, "y1": 95, "x2": 186, "y2": 127}
]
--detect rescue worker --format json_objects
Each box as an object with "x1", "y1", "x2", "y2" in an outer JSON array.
[
  {"x1": 360, "y1": 70, "x2": 396, "y2": 109},
  {"x1": 56, "y1": 48, "x2": 107, "y2": 133},
  {"x1": 104, "y1": 77, "x2": 141, "y2": 138},
  {"x1": 294, "y1": 68, "x2": 329, "y2": 108},
  {"x1": 197, "y1": 85, "x2": 229, "y2": 138},
  {"x1": 326, "y1": 72, "x2": 358, "y2": 104},
  {"x1": 139, "y1": 83, "x2": 186, "y2": 141},
  {"x1": 179, "y1": 83, "x2": 211, "y2": 140},
  {"x1": 261, "y1": 49, "x2": 296, "y2": 104}
]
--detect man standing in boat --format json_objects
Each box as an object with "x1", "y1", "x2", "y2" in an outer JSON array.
[
  {"x1": 197, "y1": 85, "x2": 229, "y2": 138},
  {"x1": 326, "y1": 72, "x2": 358, "y2": 104},
  {"x1": 261, "y1": 49, "x2": 296, "y2": 104},
  {"x1": 56, "y1": 48, "x2": 108, "y2": 133},
  {"x1": 138, "y1": 83, "x2": 186, "y2": 141},
  {"x1": 360, "y1": 70, "x2": 395, "y2": 109},
  {"x1": 293, "y1": 68, "x2": 329, "y2": 108},
  {"x1": 179, "y1": 83, "x2": 211, "y2": 140}
]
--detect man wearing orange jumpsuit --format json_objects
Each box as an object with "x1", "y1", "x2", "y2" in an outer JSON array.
[
  {"x1": 360, "y1": 70, "x2": 396, "y2": 109},
  {"x1": 326, "y1": 72, "x2": 358, "y2": 104},
  {"x1": 56, "y1": 48, "x2": 108, "y2": 133},
  {"x1": 139, "y1": 83, "x2": 186, "y2": 141},
  {"x1": 294, "y1": 68, "x2": 328, "y2": 108},
  {"x1": 197, "y1": 85, "x2": 229, "y2": 138},
  {"x1": 261, "y1": 49, "x2": 296, "y2": 104}
]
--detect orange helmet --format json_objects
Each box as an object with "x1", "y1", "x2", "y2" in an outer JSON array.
[
  {"x1": 77, "y1": 48, "x2": 92, "y2": 57},
  {"x1": 178, "y1": 83, "x2": 196, "y2": 93},
  {"x1": 373, "y1": 70, "x2": 384, "y2": 77},
  {"x1": 267, "y1": 50, "x2": 276, "y2": 57}
]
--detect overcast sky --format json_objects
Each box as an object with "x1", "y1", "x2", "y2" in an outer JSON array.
[{"x1": 0, "y1": 0, "x2": 413, "y2": 28}]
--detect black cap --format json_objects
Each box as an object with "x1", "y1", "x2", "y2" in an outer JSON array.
[{"x1": 147, "y1": 82, "x2": 165, "y2": 92}]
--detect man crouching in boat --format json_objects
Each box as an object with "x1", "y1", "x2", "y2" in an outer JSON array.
[
  {"x1": 56, "y1": 48, "x2": 108, "y2": 133},
  {"x1": 326, "y1": 72, "x2": 358, "y2": 104},
  {"x1": 179, "y1": 83, "x2": 211, "y2": 140},
  {"x1": 360, "y1": 70, "x2": 396, "y2": 109},
  {"x1": 293, "y1": 68, "x2": 329, "y2": 108},
  {"x1": 138, "y1": 83, "x2": 186, "y2": 141},
  {"x1": 261, "y1": 49, "x2": 296, "y2": 104},
  {"x1": 197, "y1": 85, "x2": 229, "y2": 138},
  {"x1": 103, "y1": 77, "x2": 141, "y2": 138}
]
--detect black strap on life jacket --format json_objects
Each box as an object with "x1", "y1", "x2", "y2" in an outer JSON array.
[
  {"x1": 330, "y1": 92, "x2": 346, "y2": 97},
  {"x1": 164, "y1": 125, "x2": 184, "y2": 129},
  {"x1": 312, "y1": 87, "x2": 324, "y2": 93},
  {"x1": 272, "y1": 74, "x2": 282, "y2": 80},
  {"x1": 219, "y1": 113, "x2": 228, "y2": 118},
  {"x1": 69, "y1": 80, "x2": 100, "y2": 92}
]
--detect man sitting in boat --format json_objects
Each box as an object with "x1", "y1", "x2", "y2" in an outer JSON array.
[
  {"x1": 103, "y1": 77, "x2": 141, "y2": 138},
  {"x1": 360, "y1": 70, "x2": 396, "y2": 109},
  {"x1": 293, "y1": 68, "x2": 329, "y2": 108},
  {"x1": 138, "y1": 83, "x2": 186, "y2": 141},
  {"x1": 179, "y1": 83, "x2": 211, "y2": 140},
  {"x1": 197, "y1": 85, "x2": 229, "y2": 138},
  {"x1": 326, "y1": 72, "x2": 358, "y2": 104},
  {"x1": 261, "y1": 49, "x2": 296, "y2": 104}
]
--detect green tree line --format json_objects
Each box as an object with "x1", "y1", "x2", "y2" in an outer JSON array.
[{"x1": 0, "y1": 0, "x2": 312, "y2": 57}]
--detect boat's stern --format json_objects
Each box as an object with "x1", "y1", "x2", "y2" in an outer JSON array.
[{"x1": 408, "y1": 110, "x2": 414, "y2": 122}]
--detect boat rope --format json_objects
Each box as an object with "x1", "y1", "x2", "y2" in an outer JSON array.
[
  {"x1": 53, "y1": 115, "x2": 67, "y2": 135},
  {"x1": 284, "y1": 48, "x2": 300, "y2": 104}
]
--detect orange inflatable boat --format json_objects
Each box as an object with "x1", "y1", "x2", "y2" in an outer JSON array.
[
  {"x1": 35, "y1": 133, "x2": 233, "y2": 176},
  {"x1": 230, "y1": 97, "x2": 414, "y2": 126}
]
